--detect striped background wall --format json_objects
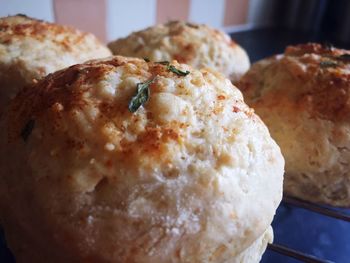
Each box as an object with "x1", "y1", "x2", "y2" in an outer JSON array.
[{"x1": 0, "y1": 0, "x2": 251, "y2": 42}]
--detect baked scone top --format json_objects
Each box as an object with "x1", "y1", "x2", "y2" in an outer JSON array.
[
  {"x1": 1, "y1": 56, "x2": 283, "y2": 262},
  {"x1": 108, "y1": 21, "x2": 250, "y2": 82},
  {"x1": 0, "y1": 14, "x2": 111, "y2": 79},
  {"x1": 0, "y1": 15, "x2": 112, "y2": 113},
  {"x1": 239, "y1": 43, "x2": 350, "y2": 122}
]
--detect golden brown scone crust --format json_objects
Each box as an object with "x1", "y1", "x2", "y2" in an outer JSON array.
[
  {"x1": 0, "y1": 56, "x2": 283, "y2": 262},
  {"x1": 108, "y1": 21, "x2": 250, "y2": 83},
  {"x1": 0, "y1": 14, "x2": 112, "y2": 113},
  {"x1": 237, "y1": 43, "x2": 350, "y2": 206}
]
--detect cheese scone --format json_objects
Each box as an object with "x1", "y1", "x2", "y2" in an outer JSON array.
[
  {"x1": 0, "y1": 56, "x2": 283, "y2": 262},
  {"x1": 108, "y1": 21, "x2": 250, "y2": 83},
  {"x1": 237, "y1": 43, "x2": 350, "y2": 206},
  {"x1": 0, "y1": 14, "x2": 112, "y2": 114}
]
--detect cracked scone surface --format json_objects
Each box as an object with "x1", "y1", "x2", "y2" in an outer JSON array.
[
  {"x1": 0, "y1": 14, "x2": 112, "y2": 113},
  {"x1": 108, "y1": 21, "x2": 250, "y2": 83},
  {"x1": 0, "y1": 56, "x2": 283, "y2": 262},
  {"x1": 237, "y1": 43, "x2": 350, "y2": 206}
]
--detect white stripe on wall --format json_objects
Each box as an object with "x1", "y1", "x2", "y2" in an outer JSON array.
[
  {"x1": 0, "y1": 0, "x2": 54, "y2": 22},
  {"x1": 106, "y1": 0, "x2": 156, "y2": 41},
  {"x1": 189, "y1": 0, "x2": 225, "y2": 28}
]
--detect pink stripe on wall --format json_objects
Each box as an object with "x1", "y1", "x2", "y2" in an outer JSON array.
[
  {"x1": 156, "y1": 0, "x2": 190, "y2": 24},
  {"x1": 53, "y1": 0, "x2": 107, "y2": 42},
  {"x1": 224, "y1": 0, "x2": 249, "y2": 26}
]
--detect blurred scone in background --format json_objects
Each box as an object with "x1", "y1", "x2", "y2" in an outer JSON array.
[
  {"x1": 237, "y1": 43, "x2": 350, "y2": 206},
  {"x1": 0, "y1": 15, "x2": 111, "y2": 114},
  {"x1": 108, "y1": 21, "x2": 250, "y2": 82},
  {"x1": 0, "y1": 56, "x2": 284, "y2": 262}
]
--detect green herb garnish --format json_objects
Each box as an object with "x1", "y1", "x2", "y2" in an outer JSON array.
[
  {"x1": 167, "y1": 65, "x2": 190, "y2": 76},
  {"x1": 128, "y1": 79, "x2": 154, "y2": 113},
  {"x1": 128, "y1": 61, "x2": 190, "y2": 112},
  {"x1": 320, "y1": 60, "x2": 338, "y2": 68},
  {"x1": 21, "y1": 119, "x2": 35, "y2": 142},
  {"x1": 143, "y1": 57, "x2": 150, "y2": 62},
  {"x1": 337, "y1": 54, "x2": 350, "y2": 62},
  {"x1": 156, "y1": 61, "x2": 170, "y2": 66},
  {"x1": 155, "y1": 61, "x2": 190, "y2": 76},
  {"x1": 186, "y1": 22, "x2": 199, "y2": 29}
]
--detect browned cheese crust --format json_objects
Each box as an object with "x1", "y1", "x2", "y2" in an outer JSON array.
[
  {"x1": 0, "y1": 14, "x2": 111, "y2": 114},
  {"x1": 0, "y1": 56, "x2": 284, "y2": 262}
]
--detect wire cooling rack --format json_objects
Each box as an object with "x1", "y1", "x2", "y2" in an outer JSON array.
[{"x1": 266, "y1": 195, "x2": 350, "y2": 263}]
